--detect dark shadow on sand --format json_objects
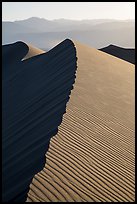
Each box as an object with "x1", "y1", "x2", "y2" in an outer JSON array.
[{"x1": 2, "y1": 39, "x2": 77, "y2": 202}]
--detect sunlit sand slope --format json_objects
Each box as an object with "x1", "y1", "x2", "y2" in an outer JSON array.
[{"x1": 27, "y1": 41, "x2": 135, "y2": 202}]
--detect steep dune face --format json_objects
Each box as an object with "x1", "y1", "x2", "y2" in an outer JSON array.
[
  {"x1": 27, "y1": 41, "x2": 135, "y2": 202},
  {"x1": 2, "y1": 39, "x2": 77, "y2": 202},
  {"x1": 2, "y1": 42, "x2": 28, "y2": 80},
  {"x1": 2, "y1": 42, "x2": 45, "y2": 80}
]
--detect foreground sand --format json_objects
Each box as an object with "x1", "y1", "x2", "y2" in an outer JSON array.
[{"x1": 26, "y1": 41, "x2": 135, "y2": 202}]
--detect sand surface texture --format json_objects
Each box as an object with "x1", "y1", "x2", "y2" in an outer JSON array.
[{"x1": 27, "y1": 41, "x2": 135, "y2": 202}]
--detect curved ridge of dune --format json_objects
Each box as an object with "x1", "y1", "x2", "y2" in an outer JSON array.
[
  {"x1": 27, "y1": 40, "x2": 135, "y2": 202},
  {"x1": 2, "y1": 39, "x2": 77, "y2": 202}
]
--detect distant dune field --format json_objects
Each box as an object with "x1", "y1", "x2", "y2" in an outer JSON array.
[{"x1": 2, "y1": 39, "x2": 135, "y2": 202}]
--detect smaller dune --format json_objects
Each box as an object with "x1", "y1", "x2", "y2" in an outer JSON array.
[
  {"x1": 23, "y1": 44, "x2": 45, "y2": 60},
  {"x1": 99, "y1": 44, "x2": 135, "y2": 64}
]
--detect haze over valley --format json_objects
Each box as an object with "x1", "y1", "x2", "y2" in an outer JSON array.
[{"x1": 2, "y1": 17, "x2": 135, "y2": 50}]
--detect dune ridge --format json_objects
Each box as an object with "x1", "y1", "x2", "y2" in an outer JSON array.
[
  {"x1": 2, "y1": 39, "x2": 77, "y2": 201},
  {"x1": 27, "y1": 41, "x2": 135, "y2": 202}
]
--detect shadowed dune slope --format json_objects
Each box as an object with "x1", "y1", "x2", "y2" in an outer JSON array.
[
  {"x1": 99, "y1": 45, "x2": 135, "y2": 64},
  {"x1": 2, "y1": 39, "x2": 77, "y2": 202},
  {"x1": 27, "y1": 41, "x2": 135, "y2": 202}
]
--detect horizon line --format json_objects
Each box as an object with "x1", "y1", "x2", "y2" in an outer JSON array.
[{"x1": 2, "y1": 16, "x2": 135, "y2": 22}]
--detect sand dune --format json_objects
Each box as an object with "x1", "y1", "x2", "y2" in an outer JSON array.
[
  {"x1": 2, "y1": 39, "x2": 135, "y2": 202},
  {"x1": 2, "y1": 39, "x2": 77, "y2": 202},
  {"x1": 23, "y1": 44, "x2": 45, "y2": 60},
  {"x1": 99, "y1": 44, "x2": 135, "y2": 64},
  {"x1": 26, "y1": 41, "x2": 135, "y2": 202}
]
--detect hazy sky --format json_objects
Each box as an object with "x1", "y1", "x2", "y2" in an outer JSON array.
[{"x1": 2, "y1": 2, "x2": 135, "y2": 21}]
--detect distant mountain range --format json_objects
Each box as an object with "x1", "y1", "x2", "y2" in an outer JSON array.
[{"x1": 2, "y1": 17, "x2": 135, "y2": 50}]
